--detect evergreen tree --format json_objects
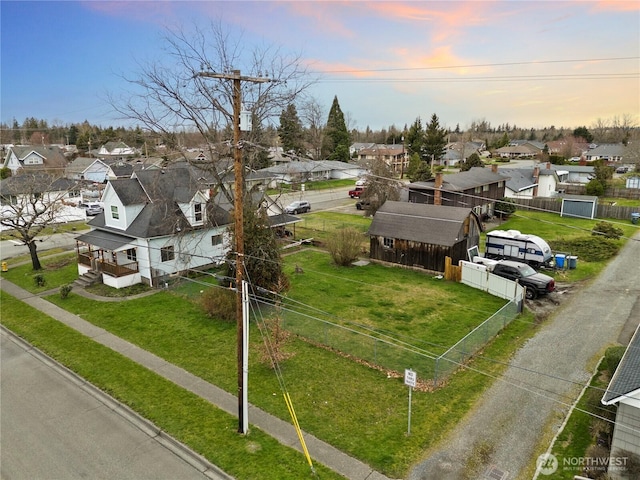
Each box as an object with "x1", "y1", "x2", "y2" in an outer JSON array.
[
  {"x1": 421, "y1": 113, "x2": 447, "y2": 163},
  {"x1": 278, "y1": 103, "x2": 304, "y2": 155},
  {"x1": 322, "y1": 96, "x2": 350, "y2": 161},
  {"x1": 406, "y1": 117, "x2": 424, "y2": 156},
  {"x1": 409, "y1": 161, "x2": 432, "y2": 182},
  {"x1": 459, "y1": 153, "x2": 484, "y2": 171},
  {"x1": 573, "y1": 126, "x2": 594, "y2": 143}
]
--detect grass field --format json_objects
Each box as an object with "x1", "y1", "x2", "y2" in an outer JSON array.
[{"x1": 1, "y1": 208, "x2": 636, "y2": 478}]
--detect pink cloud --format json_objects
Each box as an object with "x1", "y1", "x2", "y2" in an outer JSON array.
[{"x1": 589, "y1": 0, "x2": 640, "y2": 12}]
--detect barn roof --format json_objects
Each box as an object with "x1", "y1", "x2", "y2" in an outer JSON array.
[{"x1": 368, "y1": 201, "x2": 473, "y2": 247}]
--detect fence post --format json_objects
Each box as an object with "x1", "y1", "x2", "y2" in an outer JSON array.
[
  {"x1": 374, "y1": 338, "x2": 378, "y2": 365},
  {"x1": 434, "y1": 357, "x2": 439, "y2": 386}
]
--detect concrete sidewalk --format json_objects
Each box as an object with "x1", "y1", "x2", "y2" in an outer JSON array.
[{"x1": 0, "y1": 277, "x2": 391, "y2": 480}]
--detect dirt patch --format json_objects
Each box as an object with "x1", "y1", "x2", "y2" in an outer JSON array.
[{"x1": 525, "y1": 281, "x2": 581, "y2": 323}]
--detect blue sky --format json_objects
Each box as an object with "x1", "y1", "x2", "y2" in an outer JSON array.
[{"x1": 1, "y1": 1, "x2": 639, "y2": 132}]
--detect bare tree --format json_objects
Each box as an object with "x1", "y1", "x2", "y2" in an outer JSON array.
[
  {"x1": 0, "y1": 173, "x2": 77, "y2": 270},
  {"x1": 299, "y1": 97, "x2": 325, "y2": 160},
  {"x1": 108, "y1": 20, "x2": 316, "y2": 203},
  {"x1": 360, "y1": 157, "x2": 402, "y2": 216}
]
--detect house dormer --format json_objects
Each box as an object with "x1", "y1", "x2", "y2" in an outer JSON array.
[{"x1": 178, "y1": 190, "x2": 208, "y2": 227}]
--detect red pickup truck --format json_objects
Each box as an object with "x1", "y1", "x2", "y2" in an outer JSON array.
[{"x1": 349, "y1": 186, "x2": 365, "y2": 198}]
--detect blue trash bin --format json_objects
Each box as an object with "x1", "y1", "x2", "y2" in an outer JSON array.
[{"x1": 555, "y1": 254, "x2": 566, "y2": 269}]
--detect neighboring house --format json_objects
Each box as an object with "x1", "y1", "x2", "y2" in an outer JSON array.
[
  {"x1": 354, "y1": 144, "x2": 407, "y2": 175},
  {"x1": 2, "y1": 145, "x2": 68, "y2": 175},
  {"x1": 349, "y1": 142, "x2": 376, "y2": 156},
  {"x1": 585, "y1": 143, "x2": 626, "y2": 164},
  {"x1": 75, "y1": 167, "x2": 232, "y2": 289},
  {"x1": 0, "y1": 173, "x2": 84, "y2": 227},
  {"x1": 601, "y1": 323, "x2": 640, "y2": 480},
  {"x1": 367, "y1": 201, "x2": 482, "y2": 273},
  {"x1": 553, "y1": 164, "x2": 594, "y2": 185},
  {"x1": 0, "y1": 172, "x2": 80, "y2": 206},
  {"x1": 107, "y1": 162, "x2": 135, "y2": 179},
  {"x1": 545, "y1": 139, "x2": 589, "y2": 158},
  {"x1": 66, "y1": 157, "x2": 109, "y2": 183},
  {"x1": 499, "y1": 168, "x2": 538, "y2": 199},
  {"x1": 499, "y1": 163, "x2": 561, "y2": 199},
  {"x1": 96, "y1": 141, "x2": 137, "y2": 160},
  {"x1": 493, "y1": 141, "x2": 544, "y2": 159},
  {"x1": 407, "y1": 166, "x2": 509, "y2": 217},
  {"x1": 252, "y1": 160, "x2": 364, "y2": 188},
  {"x1": 438, "y1": 141, "x2": 485, "y2": 167}
]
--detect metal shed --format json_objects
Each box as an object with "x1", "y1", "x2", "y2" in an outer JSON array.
[{"x1": 560, "y1": 194, "x2": 598, "y2": 219}]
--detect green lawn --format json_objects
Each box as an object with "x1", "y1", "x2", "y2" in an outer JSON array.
[
  {"x1": 0, "y1": 291, "x2": 344, "y2": 480},
  {"x1": 0, "y1": 252, "x2": 78, "y2": 292},
  {"x1": 2, "y1": 209, "x2": 633, "y2": 478}
]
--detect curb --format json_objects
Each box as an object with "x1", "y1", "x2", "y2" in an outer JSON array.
[{"x1": 0, "y1": 325, "x2": 235, "y2": 480}]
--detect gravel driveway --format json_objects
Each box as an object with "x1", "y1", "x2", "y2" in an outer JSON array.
[{"x1": 408, "y1": 231, "x2": 640, "y2": 480}]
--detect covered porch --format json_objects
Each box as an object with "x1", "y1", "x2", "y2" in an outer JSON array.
[{"x1": 75, "y1": 230, "x2": 141, "y2": 289}]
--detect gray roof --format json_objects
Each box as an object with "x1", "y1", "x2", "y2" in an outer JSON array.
[
  {"x1": 66, "y1": 157, "x2": 102, "y2": 174},
  {"x1": 6, "y1": 145, "x2": 67, "y2": 170},
  {"x1": 0, "y1": 172, "x2": 77, "y2": 195},
  {"x1": 499, "y1": 168, "x2": 537, "y2": 192},
  {"x1": 602, "y1": 324, "x2": 640, "y2": 405},
  {"x1": 587, "y1": 143, "x2": 627, "y2": 158},
  {"x1": 86, "y1": 167, "x2": 232, "y2": 240},
  {"x1": 368, "y1": 201, "x2": 473, "y2": 247},
  {"x1": 408, "y1": 167, "x2": 509, "y2": 192}
]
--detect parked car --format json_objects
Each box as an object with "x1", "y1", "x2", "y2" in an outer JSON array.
[
  {"x1": 489, "y1": 260, "x2": 556, "y2": 300},
  {"x1": 355, "y1": 200, "x2": 371, "y2": 210},
  {"x1": 85, "y1": 203, "x2": 104, "y2": 216},
  {"x1": 284, "y1": 200, "x2": 311, "y2": 214},
  {"x1": 349, "y1": 186, "x2": 365, "y2": 198}
]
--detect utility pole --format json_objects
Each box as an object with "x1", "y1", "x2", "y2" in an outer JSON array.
[{"x1": 196, "y1": 69, "x2": 270, "y2": 434}]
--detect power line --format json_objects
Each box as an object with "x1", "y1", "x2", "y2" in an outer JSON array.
[{"x1": 316, "y1": 56, "x2": 640, "y2": 74}]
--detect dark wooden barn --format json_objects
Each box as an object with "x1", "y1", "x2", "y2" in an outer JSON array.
[
  {"x1": 367, "y1": 201, "x2": 482, "y2": 273},
  {"x1": 407, "y1": 167, "x2": 508, "y2": 218}
]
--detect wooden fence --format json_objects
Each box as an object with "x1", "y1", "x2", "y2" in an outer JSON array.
[{"x1": 511, "y1": 197, "x2": 639, "y2": 221}]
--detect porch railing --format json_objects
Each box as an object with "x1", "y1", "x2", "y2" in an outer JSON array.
[
  {"x1": 99, "y1": 260, "x2": 139, "y2": 278},
  {"x1": 78, "y1": 252, "x2": 92, "y2": 267}
]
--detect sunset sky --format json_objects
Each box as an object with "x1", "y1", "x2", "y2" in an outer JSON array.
[{"x1": 1, "y1": 1, "x2": 638, "y2": 133}]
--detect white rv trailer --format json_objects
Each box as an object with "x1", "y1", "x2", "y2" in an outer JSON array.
[{"x1": 484, "y1": 229, "x2": 553, "y2": 267}]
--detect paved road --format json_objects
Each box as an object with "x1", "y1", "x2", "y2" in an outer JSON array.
[
  {"x1": 0, "y1": 230, "x2": 81, "y2": 262},
  {"x1": 0, "y1": 331, "x2": 227, "y2": 480},
  {"x1": 408, "y1": 230, "x2": 640, "y2": 480}
]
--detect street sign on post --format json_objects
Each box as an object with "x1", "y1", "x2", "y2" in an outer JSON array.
[
  {"x1": 404, "y1": 369, "x2": 416, "y2": 388},
  {"x1": 404, "y1": 369, "x2": 416, "y2": 435}
]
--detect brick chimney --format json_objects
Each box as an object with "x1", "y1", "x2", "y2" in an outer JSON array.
[
  {"x1": 491, "y1": 164, "x2": 498, "y2": 173},
  {"x1": 533, "y1": 166, "x2": 540, "y2": 197},
  {"x1": 434, "y1": 172, "x2": 443, "y2": 206}
]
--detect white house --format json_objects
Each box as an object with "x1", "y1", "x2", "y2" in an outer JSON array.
[
  {"x1": 601, "y1": 323, "x2": 640, "y2": 479},
  {"x1": 75, "y1": 166, "x2": 232, "y2": 289},
  {"x1": 3, "y1": 145, "x2": 68, "y2": 175},
  {"x1": 66, "y1": 157, "x2": 110, "y2": 183}
]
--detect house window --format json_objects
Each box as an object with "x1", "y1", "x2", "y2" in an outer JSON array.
[
  {"x1": 194, "y1": 203, "x2": 203, "y2": 222},
  {"x1": 383, "y1": 237, "x2": 394, "y2": 248},
  {"x1": 483, "y1": 184, "x2": 489, "y2": 192},
  {"x1": 475, "y1": 186, "x2": 481, "y2": 194},
  {"x1": 68, "y1": 190, "x2": 80, "y2": 198},
  {"x1": 111, "y1": 205, "x2": 119, "y2": 220},
  {"x1": 498, "y1": 181, "x2": 504, "y2": 188},
  {"x1": 211, "y1": 234, "x2": 223, "y2": 246},
  {"x1": 126, "y1": 248, "x2": 137, "y2": 261},
  {"x1": 161, "y1": 245, "x2": 175, "y2": 262}
]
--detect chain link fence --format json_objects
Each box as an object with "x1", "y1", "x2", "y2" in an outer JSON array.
[{"x1": 280, "y1": 299, "x2": 520, "y2": 387}]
